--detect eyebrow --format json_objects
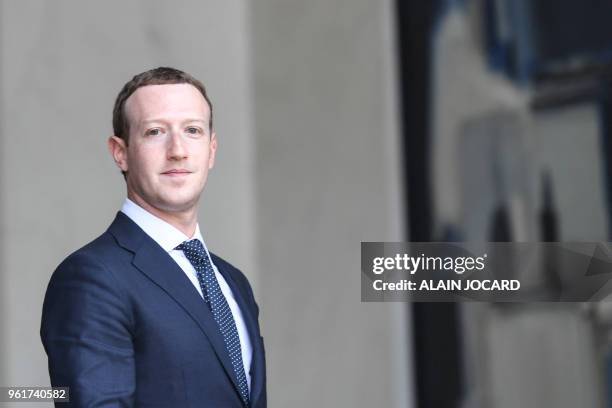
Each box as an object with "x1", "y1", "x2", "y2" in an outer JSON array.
[{"x1": 140, "y1": 118, "x2": 208, "y2": 125}]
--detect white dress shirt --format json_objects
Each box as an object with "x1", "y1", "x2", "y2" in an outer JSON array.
[{"x1": 121, "y1": 198, "x2": 252, "y2": 390}]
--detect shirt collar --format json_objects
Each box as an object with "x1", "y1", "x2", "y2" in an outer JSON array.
[{"x1": 120, "y1": 198, "x2": 206, "y2": 253}]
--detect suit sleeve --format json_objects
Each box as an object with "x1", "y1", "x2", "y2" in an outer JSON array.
[{"x1": 40, "y1": 252, "x2": 135, "y2": 407}]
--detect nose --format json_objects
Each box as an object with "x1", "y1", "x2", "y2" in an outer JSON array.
[{"x1": 167, "y1": 130, "x2": 188, "y2": 161}]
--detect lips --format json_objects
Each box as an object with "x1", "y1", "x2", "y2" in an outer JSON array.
[{"x1": 162, "y1": 169, "x2": 192, "y2": 177}]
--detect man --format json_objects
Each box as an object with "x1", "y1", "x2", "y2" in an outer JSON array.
[{"x1": 40, "y1": 67, "x2": 266, "y2": 407}]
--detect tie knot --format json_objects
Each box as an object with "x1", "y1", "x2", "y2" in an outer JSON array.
[{"x1": 176, "y1": 239, "x2": 207, "y2": 265}]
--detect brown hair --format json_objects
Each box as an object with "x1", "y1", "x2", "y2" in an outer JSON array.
[{"x1": 112, "y1": 67, "x2": 213, "y2": 144}]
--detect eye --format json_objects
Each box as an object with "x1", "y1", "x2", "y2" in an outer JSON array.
[
  {"x1": 145, "y1": 128, "x2": 164, "y2": 137},
  {"x1": 186, "y1": 126, "x2": 203, "y2": 136}
]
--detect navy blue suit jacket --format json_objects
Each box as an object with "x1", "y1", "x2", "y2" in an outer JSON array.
[{"x1": 41, "y1": 212, "x2": 266, "y2": 407}]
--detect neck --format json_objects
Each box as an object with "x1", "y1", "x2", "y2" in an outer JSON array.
[{"x1": 127, "y1": 191, "x2": 199, "y2": 238}]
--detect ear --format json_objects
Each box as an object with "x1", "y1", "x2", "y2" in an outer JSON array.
[
  {"x1": 108, "y1": 136, "x2": 129, "y2": 172},
  {"x1": 208, "y1": 131, "x2": 217, "y2": 170}
]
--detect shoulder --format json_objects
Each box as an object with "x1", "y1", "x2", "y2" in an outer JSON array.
[
  {"x1": 210, "y1": 252, "x2": 250, "y2": 286},
  {"x1": 50, "y1": 231, "x2": 125, "y2": 287},
  {"x1": 43, "y1": 230, "x2": 133, "y2": 319},
  {"x1": 41, "y1": 232, "x2": 134, "y2": 349}
]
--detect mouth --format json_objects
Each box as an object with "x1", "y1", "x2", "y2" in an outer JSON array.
[{"x1": 161, "y1": 169, "x2": 192, "y2": 177}]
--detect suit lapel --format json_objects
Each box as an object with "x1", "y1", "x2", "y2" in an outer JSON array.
[
  {"x1": 213, "y1": 255, "x2": 265, "y2": 406},
  {"x1": 108, "y1": 213, "x2": 246, "y2": 404}
]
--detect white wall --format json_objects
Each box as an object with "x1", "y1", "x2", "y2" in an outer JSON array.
[
  {"x1": 252, "y1": 0, "x2": 411, "y2": 406},
  {"x1": 0, "y1": 1, "x2": 410, "y2": 406},
  {"x1": 0, "y1": 1, "x2": 256, "y2": 404}
]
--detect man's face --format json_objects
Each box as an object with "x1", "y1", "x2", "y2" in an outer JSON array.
[{"x1": 109, "y1": 83, "x2": 217, "y2": 216}]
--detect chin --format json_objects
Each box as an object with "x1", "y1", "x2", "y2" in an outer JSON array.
[{"x1": 156, "y1": 195, "x2": 199, "y2": 213}]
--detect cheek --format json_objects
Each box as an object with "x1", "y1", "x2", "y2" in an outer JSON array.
[
  {"x1": 203, "y1": 143, "x2": 215, "y2": 163},
  {"x1": 128, "y1": 146, "x2": 163, "y2": 175},
  {"x1": 188, "y1": 143, "x2": 213, "y2": 167}
]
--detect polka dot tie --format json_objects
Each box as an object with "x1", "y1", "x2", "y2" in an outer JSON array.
[{"x1": 176, "y1": 239, "x2": 250, "y2": 406}]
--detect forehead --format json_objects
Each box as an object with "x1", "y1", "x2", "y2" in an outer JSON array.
[{"x1": 124, "y1": 83, "x2": 210, "y2": 125}]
